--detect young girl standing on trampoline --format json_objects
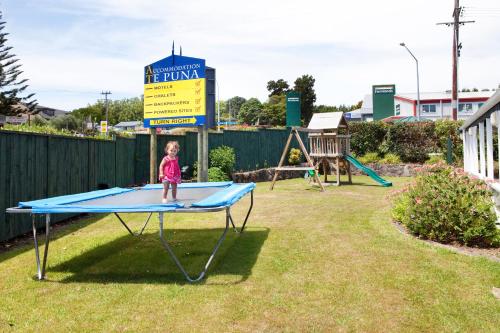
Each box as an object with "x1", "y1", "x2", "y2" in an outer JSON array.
[{"x1": 159, "y1": 141, "x2": 182, "y2": 203}]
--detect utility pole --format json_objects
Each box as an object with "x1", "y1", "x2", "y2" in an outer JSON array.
[
  {"x1": 437, "y1": 0, "x2": 474, "y2": 120},
  {"x1": 101, "y1": 91, "x2": 112, "y2": 128}
]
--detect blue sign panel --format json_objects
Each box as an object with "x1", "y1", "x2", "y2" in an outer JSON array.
[{"x1": 144, "y1": 54, "x2": 207, "y2": 127}]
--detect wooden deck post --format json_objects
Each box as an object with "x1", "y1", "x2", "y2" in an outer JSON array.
[{"x1": 347, "y1": 158, "x2": 352, "y2": 184}]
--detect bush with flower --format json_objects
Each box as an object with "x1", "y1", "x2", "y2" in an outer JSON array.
[{"x1": 392, "y1": 162, "x2": 499, "y2": 247}]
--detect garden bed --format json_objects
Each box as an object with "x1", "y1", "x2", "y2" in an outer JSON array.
[
  {"x1": 392, "y1": 221, "x2": 500, "y2": 262},
  {"x1": 349, "y1": 163, "x2": 422, "y2": 177},
  {"x1": 232, "y1": 163, "x2": 423, "y2": 183},
  {"x1": 232, "y1": 167, "x2": 305, "y2": 183}
]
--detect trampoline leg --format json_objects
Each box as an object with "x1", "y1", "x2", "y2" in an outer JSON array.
[
  {"x1": 229, "y1": 190, "x2": 254, "y2": 233},
  {"x1": 114, "y1": 212, "x2": 152, "y2": 236},
  {"x1": 158, "y1": 210, "x2": 230, "y2": 283},
  {"x1": 32, "y1": 214, "x2": 51, "y2": 280}
]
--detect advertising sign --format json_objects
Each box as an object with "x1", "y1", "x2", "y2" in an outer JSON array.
[
  {"x1": 372, "y1": 84, "x2": 396, "y2": 120},
  {"x1": 100, "y1": 121, "x2": 108, "y2": 133},
  {"x1": 143, "y1": 54, "x2": 206, "y2": 127},
  {"x1": 286, "y1": 91, "x2": 301, "y2": 127}
]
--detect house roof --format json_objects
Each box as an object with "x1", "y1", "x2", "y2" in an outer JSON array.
[
  {"x1": 115, "y1": 121, "x2": 143, "y2": 127},
  {"x1": 307, "y1": 112, "x2": 348, "y2": 130}
]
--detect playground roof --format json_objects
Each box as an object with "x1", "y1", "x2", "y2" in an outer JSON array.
[{"x1": 307, "y1": 112, "x2": 348, "y2": 130}]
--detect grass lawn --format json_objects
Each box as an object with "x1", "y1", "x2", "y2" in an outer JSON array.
[{"x1": 0, "y1": 176, "x2": 499, "y2": 332}]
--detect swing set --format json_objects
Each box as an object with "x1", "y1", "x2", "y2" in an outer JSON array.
[{"x1": 270, "y1": 112, "x2": 352, "y2": 191}]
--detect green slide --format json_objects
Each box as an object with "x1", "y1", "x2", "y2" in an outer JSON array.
[{"x1": 345, "y1": 155, "x2": 392, "y2": 187}]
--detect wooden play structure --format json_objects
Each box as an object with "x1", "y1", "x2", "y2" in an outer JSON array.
[{"x1": 270, "y1": 112, "x2": 353, "y2": 191}]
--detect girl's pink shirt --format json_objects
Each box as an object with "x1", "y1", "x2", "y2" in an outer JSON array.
[{"x1": 161, "y1": 156, "x2": 181, "y2": 184}]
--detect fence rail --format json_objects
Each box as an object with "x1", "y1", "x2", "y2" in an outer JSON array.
[{"x1": 0, "y1": 128, "x2": 307, "y2": 241}]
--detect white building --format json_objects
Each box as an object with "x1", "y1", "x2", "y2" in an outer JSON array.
[
  {"x1": 394, "y1": 91, "x2": 494, "y2": 120},
  {"x1": 345, "y1": 94, "x2": 373, "y2": 122}
]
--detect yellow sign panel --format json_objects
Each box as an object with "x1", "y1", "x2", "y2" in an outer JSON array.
[
  {"x1": 100, "y1": 121, "x2": 107, "y2": 133},
  {"x1": 150, "y1": 117, "x2": 197, "y2": 126},
  {"x1": 144, "y1": 78, "x2": 206, "y2": 119}
]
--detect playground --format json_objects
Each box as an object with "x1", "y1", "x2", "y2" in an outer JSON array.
[{"x1": 1, "y1": 177, "x2": 499, "y2": 332}]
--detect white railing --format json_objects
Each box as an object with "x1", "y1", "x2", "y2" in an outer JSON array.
[
  {"x1": 461, "y1": 90, "x2": 500, "y2": 227},
  {"x1": 308, "y1": 134, "x2": 351, "y2": 157},
  {"x1": 461, "y1": 90, "x2": 500, "y2": 181},
  {"x1": 337, "y1": 135, "x2": 351, "y2": 156}
]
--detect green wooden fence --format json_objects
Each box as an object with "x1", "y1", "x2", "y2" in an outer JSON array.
[{"x1": 0, "y1": 128, "x2": 307, "y2": 241}]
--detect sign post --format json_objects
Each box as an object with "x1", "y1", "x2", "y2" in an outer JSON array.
[
  {"x1": 150, "y1": 128, "x2": 157, "y2": 184},
  {"x1": 144, "y1": 51, "x2": 214, "y2": 183}
]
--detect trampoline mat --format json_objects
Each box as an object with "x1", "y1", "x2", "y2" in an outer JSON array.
[{"x1": 77, "y1": 187, "x2": 222, "y2": 208}]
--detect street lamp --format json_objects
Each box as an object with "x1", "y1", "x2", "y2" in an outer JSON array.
[{"x1": 400, "y1": 42, "x2": 420, "y2": 120}]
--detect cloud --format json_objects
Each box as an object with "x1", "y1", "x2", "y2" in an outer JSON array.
[{"x1": 3, "y1": 0, "x2": 499, "y2": 110}]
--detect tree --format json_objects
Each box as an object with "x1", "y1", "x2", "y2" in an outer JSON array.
[
  {"x1": 109, "y1": 97, "x2": 144, "y2": 124},
  {"x1": 226, "y1": 96, "x2": 246, "y2": 120},
  {"x1": 50, "y1": 114, "x2": 82, "y2": 131},
  {"x1": 238, "y1": 98, "x2": 262, "y2": 125},
  {"x1": 216, "y1": 100, "x2": 227, "y2": 121},
  {"x1": 267, "y1": 79, "x2": 290, "y2": 97},
  {"x1": 314, "y1": 102, "x2": 361, "y2": 115},
  {"x1": 72, "y1": 97, "x2": 144, "y2": 125},
  {"x1": 314, "y1": 105, "x2": 340, "y2": 113},
  {"x1": 72, "y1": 101, "x2": 105, "y2": 124},
  {"x1": 293, "y1": 75, "x2": 316, "y2": 125},
  {"x1": 260, "y1": 95, "x2": 286, "y2": 126},
  {"x1": 0, "y1": 13, "x2": 37, "y2": 116},
  {"x1": 353, "y1": 100, "x2": 363, "y2": 110}
]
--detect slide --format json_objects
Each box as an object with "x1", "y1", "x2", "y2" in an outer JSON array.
[{"x1": 345, "y1": 155, "x2": 392, "y2": 187}]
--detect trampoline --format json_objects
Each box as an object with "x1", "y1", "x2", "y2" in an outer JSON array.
[{"x1": 7, "y1": 181, "x2": 255, "y2": 282}]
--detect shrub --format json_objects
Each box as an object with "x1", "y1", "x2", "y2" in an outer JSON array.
[
  {"x1": 384, "y1": 122, "x2": 439, "y2": 163},
  {"x1": 380, "y1": 153, "x2": 401, "y2": 164},
  {"x1": 392, "y1": 163, "x2": 499, "y2": 247},
  {"x1": 288, "y1": 148, "x2": 302, "y2": 165},
  {"x1": 357, "y1": 152, "x2": 380, "y2": 164},
  {"x1": 50, "y1": 114, "x2": 82, "y2": 131},
  {"x1": 434, "y1": 119, "x2": 464, "y2": 162},
  {"x1": 32, "y1": 115, "x2": 48, "y2": 126},
  {"x1": 425, "y1": 153, "x2": 445, "y2": 165},
  {"x1": 209, "y1": 145, "x2": 236, "y2": 177},
  {"x1": 208, "y1": 167, "x2": 229, "y2": 181},
  {"x1": 349, "y1": 121, "x2": 388, "y2": 156}
]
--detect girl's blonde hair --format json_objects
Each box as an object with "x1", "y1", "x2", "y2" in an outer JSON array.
[{"x1": 165, "y1": 141, "x2": 180, "y2": 154}]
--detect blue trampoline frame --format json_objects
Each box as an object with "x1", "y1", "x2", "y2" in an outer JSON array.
[{"x1": 7, "y1": 182, "x2": 255, "y2": 283}]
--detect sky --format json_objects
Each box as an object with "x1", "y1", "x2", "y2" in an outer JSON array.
[{"x1": 1, "y1": 0, "x2": 499, "y2": 111}]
